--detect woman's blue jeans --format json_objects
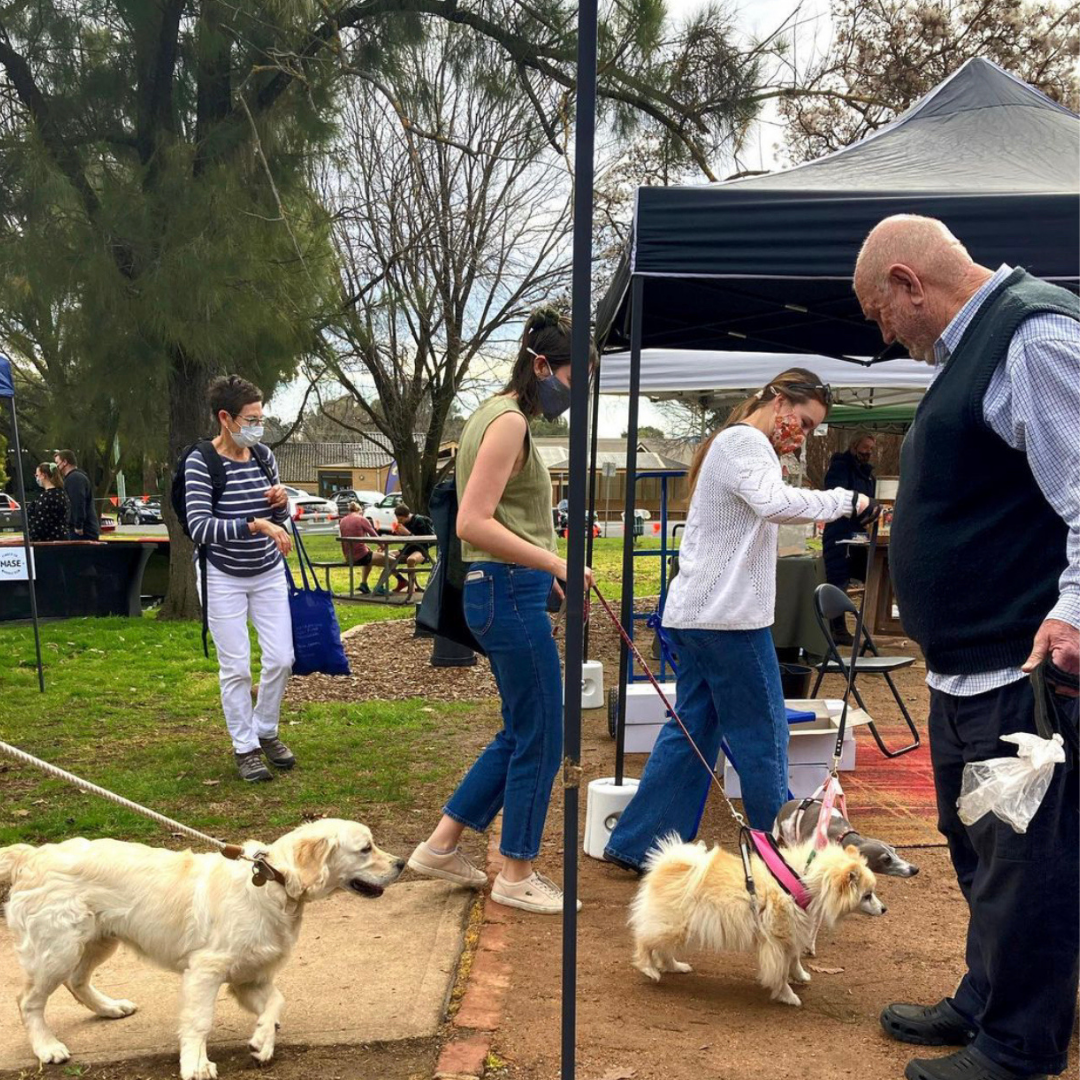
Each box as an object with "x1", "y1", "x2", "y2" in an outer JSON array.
[
  {"x1": 443, "y1": 563, "x2": 562, "y2": 861},
  {"x1": 605, "y1": 625, "x2": 788, "y2": 871}
]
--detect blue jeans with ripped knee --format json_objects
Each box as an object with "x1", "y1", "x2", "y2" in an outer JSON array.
[
  {"x1": 442, "y1": 562, "x2": 562, "y2": 861},
  {"x1": 605, "y1": 625, "x2": 788, "y2": 870}
]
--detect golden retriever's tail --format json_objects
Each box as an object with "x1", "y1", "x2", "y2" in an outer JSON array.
[{"x1": 0, "y1": 844, "x2": 35, "y2": 887}]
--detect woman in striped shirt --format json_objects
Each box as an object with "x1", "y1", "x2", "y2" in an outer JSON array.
[{"x1": 184, "y1": 375, "x2": 295, "y2": 783}]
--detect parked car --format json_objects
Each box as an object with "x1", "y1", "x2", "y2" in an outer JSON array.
[
  {"x1": 119, "y1": 497, "x2": 163, "y2": 526},
  {"x1": 365, "y1": 492, "x2": 407, "y2": 533},
  {"x1": 283, "y1": 486, "x2": 338, "y2": 528},
  {"x1": 332, "y1": 488, "x2": 384, "y2": 516},
  {"x1": 0, "y1": 493, "x2": 22, "y2": 531}
]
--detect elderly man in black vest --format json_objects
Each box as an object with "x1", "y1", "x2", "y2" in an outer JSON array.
[{"x1": 854, "y1": 215, "x2": 1078, "y2": 1080}]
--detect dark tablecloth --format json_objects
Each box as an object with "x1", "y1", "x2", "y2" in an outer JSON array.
[{"x1": 772, "y1": 554, "x2": 828, "y2": 657}]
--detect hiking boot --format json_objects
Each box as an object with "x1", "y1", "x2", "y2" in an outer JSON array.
[
  {"x1": 407, "y1": 841, "x2": 487, "y2": 887},
  {"x1": 235, "y1": 749, "x2": 273, "y2": 783},
  {"x1": 882, "y1": 1000, "x2": 978, "y2": 1047},
  {"x1": 258, "y1": 735, "x2": 296, "y2": 770},
  {"x1": 830, "y1": 615, "x2": 854, "y2": 647},
  {"x1": 905, "y1": 1047, "x2": 1044, "y2": 1080},
  {"x1": 491, "y1": 871, "x2": 582, "y2": 914}
]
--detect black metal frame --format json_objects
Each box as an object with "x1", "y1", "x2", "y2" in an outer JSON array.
[{"x1": 810, "y1": 583, "x2": 921, "y2": 758}]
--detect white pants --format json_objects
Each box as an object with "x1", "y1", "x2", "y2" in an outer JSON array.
[{"x1": 202, "y1": 562, "x2": 294, "y2": 754}]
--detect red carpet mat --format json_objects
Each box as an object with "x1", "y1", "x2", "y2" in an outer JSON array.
[{"x1": 843, "y1": 713, "x2": 941, "y2": 848}]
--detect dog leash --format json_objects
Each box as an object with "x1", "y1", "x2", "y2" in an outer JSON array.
[
  {"x1": 590, "y1": 585, "x2": 816, "y2": 906},
  {"x1": 0, "y1": 739, "x2": 287, "y2": 887}
]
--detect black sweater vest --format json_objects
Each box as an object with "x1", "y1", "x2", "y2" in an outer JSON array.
[{"x1": 890, "y1": 268, "x2": 1076, "y2": 675}]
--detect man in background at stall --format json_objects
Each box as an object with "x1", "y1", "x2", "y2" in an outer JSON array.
[
  {"x1": 54, "y1": 449, "x2": 99, "y2": 540},
  {"x1": 822, "y1": 432, "x2": 877, "y2": 644},
  {"x1": 854, "y1": 215, "x2": 1078, "y2": 1080}
]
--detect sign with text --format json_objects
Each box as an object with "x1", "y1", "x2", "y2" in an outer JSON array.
[{"x1": 0, "y1": 547, "x2": 35, "y2": 581}]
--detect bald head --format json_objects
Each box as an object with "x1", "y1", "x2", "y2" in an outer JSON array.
[{"x1": 853, "y1": 215, "x2": 992, "y2": 363}]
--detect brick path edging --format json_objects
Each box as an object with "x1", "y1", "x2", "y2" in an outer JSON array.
[{"x1": 434, "y1": 830, "x2": 510, "y2": 1080}]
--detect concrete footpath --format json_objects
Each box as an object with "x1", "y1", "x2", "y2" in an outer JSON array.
[{"x1": 0, "y1": 879, "x2": 472, "y2": 1072}]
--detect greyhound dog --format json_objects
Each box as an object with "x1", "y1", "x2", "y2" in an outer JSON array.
[
  {"x1": 773, "y1": 798, "x2": 919, "y2": 879},
  {"x1": 772, "y1": 797, "x2": 917, "y2": 957}
]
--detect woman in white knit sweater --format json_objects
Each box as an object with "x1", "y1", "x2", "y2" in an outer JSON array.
[{"x1": 605, "y1": 368, "x2": 878, "y2": 872}]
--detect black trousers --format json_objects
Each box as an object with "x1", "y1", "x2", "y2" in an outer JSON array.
[{"x1": 929, "y1": 678, "x2": 1079, "y2": 1074}]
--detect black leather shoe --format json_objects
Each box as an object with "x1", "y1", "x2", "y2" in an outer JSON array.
[
  {"x1": 881, "y1": 999, "x2": 977, "y2": 1046},
  {"x1": 905, "y1": 1047, "x2": 1045, "y2": 1080}
]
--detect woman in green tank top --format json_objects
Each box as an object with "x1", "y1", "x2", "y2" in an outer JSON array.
[{"x1": 408, "y1": 307, "x2": 596, "y2": 914}]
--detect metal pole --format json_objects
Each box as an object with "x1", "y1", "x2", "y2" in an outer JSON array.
[
  {"x1": 584, "y1": 363, "x2": 601, "y2": 661},
  {"x1": 562, "y1": 1, "x2": 597, "y2": 1076},
  {"x1": 615, "y1": 275, "x2": 643, "y2": 786},
  {"x1": 6, "y1": 398, "x2": 44, "y2": 692}
]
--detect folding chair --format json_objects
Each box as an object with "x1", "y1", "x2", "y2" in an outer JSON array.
[{"x1": 810, "y1": 584, "x2": 921, "y2": 758}]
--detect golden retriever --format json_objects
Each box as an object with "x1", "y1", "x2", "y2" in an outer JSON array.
[
  {"x1": 0, "y1": 819, "x2": 404, "y2": 1079},
  {"x1": 628, "y1": 835, "x2": 885, "y2": 1006}
]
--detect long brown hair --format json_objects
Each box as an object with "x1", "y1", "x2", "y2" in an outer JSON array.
[
  {"x1": 502, "y1": 304, "x2": 597, "y2": 418},
  {"x1": 686, "y1": 367, "x2": 831, "y2": 495}
]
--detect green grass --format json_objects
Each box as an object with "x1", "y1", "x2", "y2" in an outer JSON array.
[
  {"x1": 0, "y1": 614, "x2": 489, "y2": 848},
  {"x1": 289, "y1": 532, "x2": 671, "y2": 606}
]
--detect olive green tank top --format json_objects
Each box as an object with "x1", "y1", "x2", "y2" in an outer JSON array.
[{"x1": 456, "y1": 395, "x2": 558, "y2": 564}]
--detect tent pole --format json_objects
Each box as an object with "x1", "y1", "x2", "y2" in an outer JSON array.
[
  {"x1": 561, "y1": 0, "x2": 597, "y2": 1075},
  {"x1": 584, "y1": 361, "x2": 601, "y2": 660},
  {"x1": 5, "y1": 396, "x2": 44, "y2": 692},
  {"x1": 615, "y1": 275, "x2": 643, "y2": 786}
]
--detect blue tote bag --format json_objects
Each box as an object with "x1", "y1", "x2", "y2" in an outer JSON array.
[{"x1": 284, "y1": 524, "x2": 351, "y2": 677}]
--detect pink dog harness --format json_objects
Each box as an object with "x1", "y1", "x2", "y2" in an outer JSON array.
[{"x1": 743, "y1": 829, "x2": 812, "y2": 911}]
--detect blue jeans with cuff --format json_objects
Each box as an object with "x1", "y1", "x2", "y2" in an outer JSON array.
[
  {"x1": 443, "y1": 562, "x2": 562, "y2": 861},
  {"x1": 605, "y1": 625, "x2": 788, "y2": 870}
]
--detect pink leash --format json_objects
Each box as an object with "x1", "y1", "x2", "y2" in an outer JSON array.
[{"x1": 591, "y1": 585, "x2": 813, "y2": 910}]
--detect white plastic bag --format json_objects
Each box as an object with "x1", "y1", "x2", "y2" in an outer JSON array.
[{"x1": 957, "y1": 732, "x2": 1066, "y2": 833}]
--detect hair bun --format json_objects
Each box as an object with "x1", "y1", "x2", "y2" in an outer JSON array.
[{"x1": 527, "y1": 304, "x2": 563, "y2": 334}]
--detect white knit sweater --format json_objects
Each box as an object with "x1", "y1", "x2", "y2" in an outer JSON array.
[{"x1": 663, "y1": 425, "x2": 856, "y2": 631}]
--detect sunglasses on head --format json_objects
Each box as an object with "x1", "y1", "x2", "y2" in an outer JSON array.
[{"x1": 782, "y1": 381, "x2": 833, "y2": 407}]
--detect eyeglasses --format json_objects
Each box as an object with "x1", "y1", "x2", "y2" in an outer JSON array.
[
  {"x1": 232, "y1": 414, "x2": 264, "y2": 427},
  {"x1": 785, "y1": 381, "x2": 833, "y2": 407}
]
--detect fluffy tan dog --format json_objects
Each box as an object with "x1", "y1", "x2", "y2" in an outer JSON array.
[
  {"x1": 629, "y1": 835, "x2": 885, "y2": 1006},
  {"x1": 0, "y1": 819, "x2": 404, "y2": 1079}
]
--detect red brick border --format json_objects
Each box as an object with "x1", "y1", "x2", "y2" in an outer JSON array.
[{"x1": 434, "y1": 831, "x2": 510, "y2": 1080}]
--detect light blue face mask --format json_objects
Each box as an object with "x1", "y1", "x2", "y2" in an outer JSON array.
[
  {"x1": 231, "y1": 420, "x2": 264, "y2": 448},
  {"x1": 528, "y1": 348, "x2": 572, "y2": 421}
]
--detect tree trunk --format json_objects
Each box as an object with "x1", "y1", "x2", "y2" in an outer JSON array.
[{"x1": 158, "y1": 344, "x2": 210, "y2": 620}]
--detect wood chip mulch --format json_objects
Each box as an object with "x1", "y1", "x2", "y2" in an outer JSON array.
[{"x1": 283, "y1": 597, "x2": 662, "y2": 706}]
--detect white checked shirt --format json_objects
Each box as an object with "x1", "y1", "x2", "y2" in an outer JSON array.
[{"x1": 926, "y1": 264, "x2": 1080, "y2": 697}]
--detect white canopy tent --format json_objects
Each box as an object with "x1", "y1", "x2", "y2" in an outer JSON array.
[{"x1": 599, "y1": 349, "x2": 933, "y2": 408}]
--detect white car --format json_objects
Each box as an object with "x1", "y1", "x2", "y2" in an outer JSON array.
[
  {"x1": 283, "y1": 486, "x2": 338, "y2": 529},
  {"x1": 364, "y1": 492, "x2": 406, "y2": 533}
]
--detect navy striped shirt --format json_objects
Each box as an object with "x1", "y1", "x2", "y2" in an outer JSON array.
[{"x1": 184, "y1": 447, "x2": 290, "y2": 577}]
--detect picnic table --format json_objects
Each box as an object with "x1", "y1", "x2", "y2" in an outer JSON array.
[{"x1": 313, "y1": 534, "x2": 438, "y2": 604}]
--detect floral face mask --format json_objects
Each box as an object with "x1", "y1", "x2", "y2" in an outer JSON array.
[{"x1": 771, "y1": 411, "x2": 805, "y2": 456}]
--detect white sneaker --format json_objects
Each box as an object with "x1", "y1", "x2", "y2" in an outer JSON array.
[
  {"x1": 490, "y1": 871, "x2": 582, "y2": 914},
  {"x1": 407, "y1": 841, "x2": 488, "y2": 887}
]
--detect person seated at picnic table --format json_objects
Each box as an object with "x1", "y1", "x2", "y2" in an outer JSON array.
[
  {"x1": 27, "y1": 462, "x2": 70, "y2": 542},
  {"x1": 338, "y1": 501, "x2": 381, "y2": 594},
  {"x1": 371, "y1": 503, "x2": 434, "y2": 595}
]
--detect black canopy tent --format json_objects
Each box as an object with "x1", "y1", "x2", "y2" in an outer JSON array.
[
  {"x1": 597, "y1": 58, "x2": 1079, "y2": 361},
  {"x1": 590, "y1": 58, "x2": 1080, "y2": 781}
]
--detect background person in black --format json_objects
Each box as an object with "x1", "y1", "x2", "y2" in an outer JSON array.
[
  {"x1": 822, "y1": 432, "x2": 877, "y2": 644},
  {"x1": 53, "y1": 449, "x2": 99, "y2": 540},
  {"x1": 388, "y1": 503, "x2": 433, "y2": 594},
  {"x1": 27, "y1": 462, "x2": 69, "y2": 542}
]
